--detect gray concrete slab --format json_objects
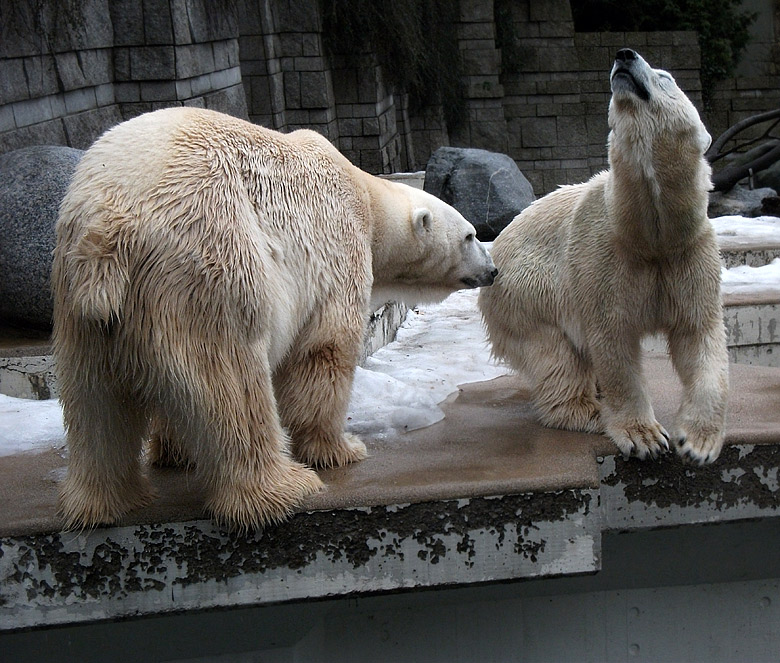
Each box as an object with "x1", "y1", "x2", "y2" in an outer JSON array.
[{"x1": 0, "y1": 356, "x2": 778, "y2": 633}]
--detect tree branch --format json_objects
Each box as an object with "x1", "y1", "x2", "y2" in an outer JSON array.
[
  {"x1": 706, "y1": 108, "x2": 780, "y2": 162},
  {"x1": 710, "y1": 141, "x2": 780, "y2": 192}
]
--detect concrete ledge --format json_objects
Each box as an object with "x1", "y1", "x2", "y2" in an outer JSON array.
[
  {"x1": 1, "y1": 357, "x2": 779, "y2": 633},
  {"x1": 719, "y1": 242, "x2": 780, "y2": 269},
  {"x1": 0, "y1": 299, "x2": 408, "y2": 400},
  {"x1": 722, "y1": 297, "x2": 779, "y2": 367},
  {"x1": 0, "y1": 490, "x2": 600, "y2": 631},
  {"x1": 601, "y1": 443, "x2": 780, "y2": 531}
]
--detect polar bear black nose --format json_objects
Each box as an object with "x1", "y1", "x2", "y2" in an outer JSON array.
[{"x1": 616, "y1": 48, "x2": 637, "y2": 63}]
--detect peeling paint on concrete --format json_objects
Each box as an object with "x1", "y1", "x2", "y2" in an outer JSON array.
[
  {"x1": 723, "y1": 304, "x2": 779, "y2": 348},
  {"x1": 0, "y1": 354, "x2": 58, "y2": 400},
  {"x1": 753, "y1": 465, "x2": 779, "y2": 492},
  {"x1": 0, "y1": 489, "x2": 599, "y2": 632},
  {"x1": 721, "y1": 248, "x2": 780, "y2": 269},
  {"x1": 600, "y1": 444, "x2": 780, "y2": 531},
  {"x1": 4, "y1": 443, "x2": 780, "y2": 634}
]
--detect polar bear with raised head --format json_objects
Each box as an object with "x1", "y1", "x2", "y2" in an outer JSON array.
[
  {"x1": 479, "y1": 49, "x2": 728, "y2": 464},
  {"x1": 54, "y1": 106, "x2": 497, "y2": 530}
]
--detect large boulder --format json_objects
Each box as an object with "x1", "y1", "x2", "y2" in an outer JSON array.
[
  {"x1": 0, "y1": 145, "x2": 83, "y2": 330},
  {"x1": 424, "y1": 147, "x2": 535, "y2": 240},
  {"x1": 708, "y1": 184, "x2": 778, "y2": 219}
]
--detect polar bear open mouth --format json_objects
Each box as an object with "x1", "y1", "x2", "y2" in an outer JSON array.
[{"x1": 611, "y1": 65, "x2": 649, "y2": 102}]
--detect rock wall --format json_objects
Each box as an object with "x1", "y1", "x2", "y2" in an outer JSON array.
[
  {"x1": 0, "y1": 0, "x2": 778, "y2": 194},
  {"x1": 497, "y1": 0, "x2": 706, "y2": 193},
  {"x1": 0, "y1": 0, "x2": 246, "y2": 154}
]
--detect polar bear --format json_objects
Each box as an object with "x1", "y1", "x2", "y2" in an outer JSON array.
[
  {"x1": 53, "y1": 106, "x2": 497, "y2": 530},
  {"x1": 479, "y1": 49, "x2": 728, "y2": 464}
]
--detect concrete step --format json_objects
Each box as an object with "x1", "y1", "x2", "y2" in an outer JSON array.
[
  {"x1": 721, "y1": 246, "x2": 780, "y2": 269},
  {"x1": 715, "y1": 215, "x2": 780, "y2": 268},
  {"x1": 643, "y1": 293, "x2": 779, "y2": 367},
  {"x1": 0, "y1": 300, "x2": 411, "y2": 401},
  {"x1": 2, "y1": 356, "x2": 779, "y2": 633}
]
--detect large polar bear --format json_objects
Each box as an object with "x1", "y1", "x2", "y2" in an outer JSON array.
[
  {"x1": 53, "y1": 106, "x2": 497, "y2": 530},
  {"x1": 479, "y1": 49, "x2": 728, "y2": 464}
]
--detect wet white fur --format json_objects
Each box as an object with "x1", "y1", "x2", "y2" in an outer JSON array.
[
  {"x1": 479, "y1": 52, "x2": 728, "y2": 464},
  {"x1": 53, "y1": 107, "x2": 495, "y2": 530}
]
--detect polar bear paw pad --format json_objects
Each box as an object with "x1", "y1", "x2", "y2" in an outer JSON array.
[{"x1": 672, "y1": 425, "x2": 724, "y2": 466}]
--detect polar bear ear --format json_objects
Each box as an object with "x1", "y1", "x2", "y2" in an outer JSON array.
[
  {"x1": 698, "y1": 127, "x2": 713, "y2": 153},
  {"x1": 412, "y1": 207, "x2": 433, "y2": 235}
]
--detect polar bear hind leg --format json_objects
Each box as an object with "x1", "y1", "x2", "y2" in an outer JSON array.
[
  {"x1": 519, "y1": 326, "x2": 603, "y2": 434},
  {"x1": 274, "y1": 311, "x2": 368, "y2": 469},
  {"x1": 484, "y1": 311, "x2": 603, "y2": 435},
  {"x1": 175, "y1": 342, "x2": 324, "y2": 531},
  {"x1": 148, "y1": 416, "x2": 193, "y2": 469},
  {"x1": 58, "y1": 344, "x2": 156, "y2": 528}
]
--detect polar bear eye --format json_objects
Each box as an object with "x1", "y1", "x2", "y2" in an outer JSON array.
[{"x1": 465, "y1": 232, "x2": 475, "y2": 243}]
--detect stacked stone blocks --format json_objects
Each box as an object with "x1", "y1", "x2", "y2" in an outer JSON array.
[
  {"x1": 450, "y1": 0, "x2": 508, "y2": 154},
  {"x1": 0, "y1": 0, "x2": 778, "y2": 192},
  {"x1": 0, "y1": 0, "x2": 247, "y2": 154},
  {"x1": 238, "y1": 1, "x2": 403, "y2": 171},
  {"x1": 0, "y1": 1, "x2": 118, "y2": 152},
  {"x1": 499, "y1": 0, "x2": 705, "y2": 193},
  {"x1": 331, "y1": 55, "x2": 403, "y2": 173},
  {"x1": 109, "y1": 0, "x2": 246, "y2": 121}
]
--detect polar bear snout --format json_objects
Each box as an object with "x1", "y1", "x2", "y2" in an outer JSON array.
[
  {"x1": 461, "y1": 266, "x2": 497, "y2": 289},
  {"x1": 616, "y1": 48, "x2": 638, "y2": 64},
  {"x1": 610, "y1": 48, "x2": 650, "y2": 101},
  {"x1": 460, "y1": 244, "x2": 498, "y2": 288},
  {"x1": 460, "y1": 236, "x2": 498, "y2": 288}
]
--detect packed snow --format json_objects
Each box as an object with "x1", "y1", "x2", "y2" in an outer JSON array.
[
  {"x1": 0, "y1": 288, "x2": 503, "y2": 457},
  {"x1": 1, "y1": 215, "x2": 779, "y2": 457},
  {"x1": 721, "y1": 257, "x2": 780, "y2": 297},
  {"x1": 714, "y1": 215, "x2": 780, "y2": 297},
  {"x1": 347, "y1": 288, "x2": 505, "y2": 438},
  {"x1": 711, "y1": 215, "x2": 780, "y2": 247},
  {"x1": 0, "y1": 395, "x2": 66, "y2": 457}
]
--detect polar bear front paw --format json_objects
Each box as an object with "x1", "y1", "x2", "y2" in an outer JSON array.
[
  {"x1": 672, "y1": 423, "x2": 724, "y2": 465},
  {"x1": 608, "y1": 419, "x2": 670, "y2": 460},
  {"x1": 295, "y1": 432, "x2": 368, "y2": 469}
]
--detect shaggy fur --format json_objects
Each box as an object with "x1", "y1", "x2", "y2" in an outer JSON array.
[
  {"x1": 54, "y1": 107, "x2": 496, "y2": 531},
  {"x1": 479, "y1": 49, "x2": 728, "y2": 464}
]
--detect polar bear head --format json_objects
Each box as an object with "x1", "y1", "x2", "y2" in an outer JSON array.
[
  {"x1": 608, "y1": 48, "x2": 712, "y2": 155},
  {"x1": 371, "y1": 182, "x2": 497, "y2": 307}
]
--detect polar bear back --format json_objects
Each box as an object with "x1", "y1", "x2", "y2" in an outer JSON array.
[{"x1": 56, "y1": 107, "x2": 372, "y2": 369}]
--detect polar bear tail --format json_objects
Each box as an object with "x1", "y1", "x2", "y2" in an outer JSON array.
[
  {"x1": 55, "y1": 209, "x2": 129, "y2": 328},
  {"x1": 70, "y1": 251, "x2": 127, "y2": 327}
]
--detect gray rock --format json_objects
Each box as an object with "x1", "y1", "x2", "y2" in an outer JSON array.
[
  {"x1": 0, "y1": 145, "x2": 83, "y2": 330},
  {"x1": 708, "y1": 184, "x2": 778, "y2": 219},
  {"x1": 424, "y1": 147, "x2": 535, "y2": 240}
]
